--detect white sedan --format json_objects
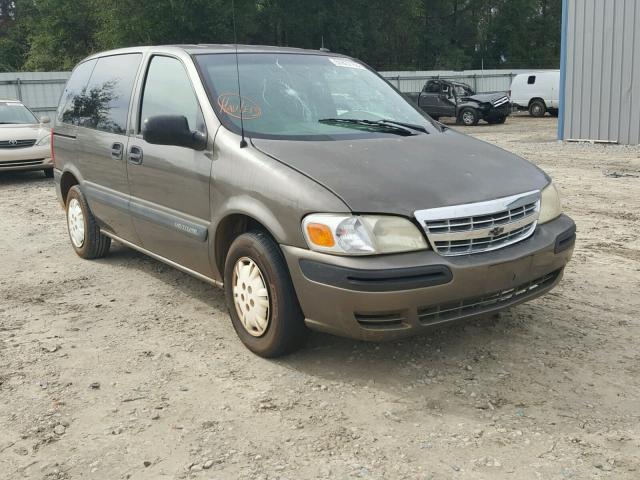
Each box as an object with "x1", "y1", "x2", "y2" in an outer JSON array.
[{"x1": 0, "y1": 99, "x2": 53, "y2": 177}]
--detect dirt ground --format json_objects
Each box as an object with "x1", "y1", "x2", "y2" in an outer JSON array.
[{"x1": 1, "y1": 116, "x2": 639, "y2": 480}]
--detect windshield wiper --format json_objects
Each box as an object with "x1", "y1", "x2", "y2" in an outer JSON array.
[
  {"x1": 319, "y1": 118, "x2": 420, "y2": 136},
  {"x1": 377, "y1": 119, "x2": 429, "y2": 134}
]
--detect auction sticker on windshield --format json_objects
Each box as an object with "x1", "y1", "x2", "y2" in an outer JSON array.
[{"x1": 329, "y1": 57, "x2": 366, "y2": 70}]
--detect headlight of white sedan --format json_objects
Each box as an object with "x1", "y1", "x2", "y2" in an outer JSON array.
[
  {"x1": 302, "y1": 213, "x2": 429, "y2": 255},
  {"x1": 538, "y1": 182, "x2": 562, "y2": 224}
]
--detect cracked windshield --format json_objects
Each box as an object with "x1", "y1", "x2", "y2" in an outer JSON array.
[{"x1": 196, "y1": 53, "x2": 433, "y2": 139}]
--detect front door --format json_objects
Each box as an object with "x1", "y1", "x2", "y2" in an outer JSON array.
[
  {"x1": 76, "y1": 53, "x2": 142, "y2": 243},
  {"x1": 126, "y1": 55, "x2": 213, "y2": 277},
  {"x1": 438, "y1": 84, "x2": 457, "y2": 117}
]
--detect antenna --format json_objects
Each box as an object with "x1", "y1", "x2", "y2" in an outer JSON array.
[
  {"x1": 232, "y1": 0, "x2": 247, "y2": 148},
  {"x1": 319, "y1": 35, "x2": 330, "y2": 53}
]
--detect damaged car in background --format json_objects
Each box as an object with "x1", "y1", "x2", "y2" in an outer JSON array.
[{"x1": 407, "y1": 79, "x2": 511, "y2": 126}]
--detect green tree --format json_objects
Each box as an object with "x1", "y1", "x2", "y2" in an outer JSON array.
[{"x1": 0, "y1": 0, "x2": 563, "y2": 72}]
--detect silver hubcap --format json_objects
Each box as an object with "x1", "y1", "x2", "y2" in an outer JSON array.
[
  {"x1": 232, "y1": 257, "x2": 270, "y2": 337},
  {"x1": 463, "y1": 112, "x2": 474, "y2": 124},
  {"x1": 67, "y1": 198, "x2": 85, "y2": 248}
]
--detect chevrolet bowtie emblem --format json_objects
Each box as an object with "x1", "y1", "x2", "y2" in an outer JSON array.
[{"x1": 489, "y1": 226, "x2": 505, "y2": 237}]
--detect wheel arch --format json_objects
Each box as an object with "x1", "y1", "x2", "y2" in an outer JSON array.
[
  {"x1": 528, "y1": 97, "x2": 547, "y2": 108},
  {"x1": 211, "y1": 201, "x2": 291, "y2": 281},
  {"x1": 60, "y1": 169, "x2": 81, "y2": 206}
]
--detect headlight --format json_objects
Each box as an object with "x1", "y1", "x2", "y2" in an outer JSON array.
[
  {"x1": 538, "y1": 182, "x2": 562, "y2": 224},
  {"x1": 36, "y1": 135, "x2": 51, "y2": 146},
  {"x1": 302, "y1": 213, "x2": 429, "y2": 255}
]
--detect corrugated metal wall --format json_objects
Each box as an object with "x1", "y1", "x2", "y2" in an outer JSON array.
[
  {"x1": 1, "y1": 68, "x2": 559, "y2": 120},
  {"x1": 561, "y1": 0, "x2": 640, "y2": 144},
  {"x1": 380, "y1": 69, "x2": 554, "y2": 94},
  {"x1": 381, "y1": 69, "x2": 548, "y2": 94},
  {"x1": 0, "y1": 72, "x2": 70, "y2": 120}
]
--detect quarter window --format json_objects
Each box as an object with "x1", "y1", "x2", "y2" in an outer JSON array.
[
  {"x1": 140, "y1": 56, "x2": 204, "y2": 134},
  {"x1": 57, "y1": 59, "x2": 96, "y2": 126}
]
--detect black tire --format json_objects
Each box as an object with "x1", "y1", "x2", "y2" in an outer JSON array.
[
  {"x1": 549, "y1": 108, "x2": 559, "y2": 117},
  {"x1": 459, "y1": 107, "x2": 479, "y2": 126},
  {"x1": 224, "y1": 231, "x2": 307, "y2": 357},
  {"x1": 488, "y1": 116, "x2": 507, "y2": 125},
  {"x1": 65, "y1": 185, "x2": 111, "y2": 259},
  {"x1": 44, "y1": 168, "x2": 54, "y2": 178},
  {"x1": 529, "y1": 99, "x2": 546, "y2": 117}
]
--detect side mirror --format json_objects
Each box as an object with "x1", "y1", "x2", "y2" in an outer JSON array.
[
  {"x1": 142, "y1": 115, "x2": 206, "y2": 150},
  {"x1": 40, "y1": 116, "x2": 51, "y2": 124}
]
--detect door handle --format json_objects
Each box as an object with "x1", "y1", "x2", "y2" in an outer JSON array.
[
  {"x1": 111, "y1": 142, "x2": 123, "y2": 160},
  {"x1": 128, "y1": 146, "x2": 143, "y2": 165}
]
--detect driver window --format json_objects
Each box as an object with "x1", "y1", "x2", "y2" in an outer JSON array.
[{"x1": 140, "y1": 56, "x2": 205, "y2": 134}]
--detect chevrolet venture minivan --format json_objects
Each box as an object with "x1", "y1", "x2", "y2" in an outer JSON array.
[{"x1": 53, "y1": 45, "x2": 576, "y2": 357}]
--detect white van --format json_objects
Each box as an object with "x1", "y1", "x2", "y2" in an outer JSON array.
[{"x1": 509, "y1": 71, "x2": 560, "y2": 117}]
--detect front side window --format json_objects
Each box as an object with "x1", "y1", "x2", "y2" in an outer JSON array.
[
  {"x1": 140, "y1": 56, "x2": 204, "y2": 134},
  {"x1": 79, "y1": 54, "x2": 142, "y2": 134},
  {"x1": 0, "y1": 102, "x2": 39, "y2": 125},
  {"x1": 196, "y1": 53, "x2": 437, "y2": 140}
]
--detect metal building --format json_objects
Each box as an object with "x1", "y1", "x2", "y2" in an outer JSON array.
[{"x1": 559, "y1": 0, "x2": 640, "y2": 144}]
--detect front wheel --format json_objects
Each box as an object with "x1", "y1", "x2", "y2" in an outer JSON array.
[
  {"x1": 224, "y1": 231, "x2": 307, "y2": 357},
  {"x1": 459, "y1": 108, "x2": 479, "y2": 126}
]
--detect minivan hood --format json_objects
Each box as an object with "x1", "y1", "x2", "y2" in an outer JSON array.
[{"x1": 252, "y1": 130, "x2": 548, "y2": 217}]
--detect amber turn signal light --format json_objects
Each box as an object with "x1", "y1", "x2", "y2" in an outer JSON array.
[{"x1": 306, "y1": 223, "x2": 335, "y2": 247}]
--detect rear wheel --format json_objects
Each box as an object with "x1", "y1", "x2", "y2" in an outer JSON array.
[
  {"x1": 529, "y1": 99, "x2": 546, "y2": 117},
  {"x1": 459, "y1": 108, "x2": 479, "y2": 126},
  {"x1": 65, "y1": 186, "x2": 111, "y2": 259},
  {"x1": 224, "y1": 231, "x2": 307, "y2": 357}
]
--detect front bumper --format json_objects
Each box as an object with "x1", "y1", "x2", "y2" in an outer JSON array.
[
  {"x1": 282, "y1": 214, "x2": 575, "y2": 341},
  {"x1": 0, "y1": 145, "x2": 52, "y2": 172},
  {"x1": 484, "y1": 103, "x2": 512, "y2": 120}
]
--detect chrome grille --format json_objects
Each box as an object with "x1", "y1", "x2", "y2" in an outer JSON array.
[
  {"x1": 493, "y1": 96, "x2": 510, "y2": 107},
  {"x1": 0, "y1": 158, "x2": 45, "y2": 168},
  {"x1": 415, "y1": 191, "x2": 540, "y2": 256},
  {"x1": 0, "y1": 139, "x2": 37, "y2": 149}
]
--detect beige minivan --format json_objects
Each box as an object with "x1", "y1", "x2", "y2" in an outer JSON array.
[{"x1": 53, "y1": 45, "x2": 575, "y2": 357}]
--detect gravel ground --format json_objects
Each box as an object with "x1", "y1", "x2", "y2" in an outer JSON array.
[{"x1": 1, "y1": 116, "x2": 639, "y2": 480}]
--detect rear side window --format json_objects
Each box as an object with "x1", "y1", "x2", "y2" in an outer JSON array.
[
  {"x1": 80, "y1": 54, "x2": 142, "y2": 134},
  {"x1": 425, "y1": 81, "x2": 440, "y2": 93},
  {"x1": 527, "y1": 75, "x2": 536, "y2": 85},
  {"x1": 139, "y1": 56, "x2": 204, "y2": 134},
  {"x1": 57, "y1": 59, "x2": 96, "y2": 125}
]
